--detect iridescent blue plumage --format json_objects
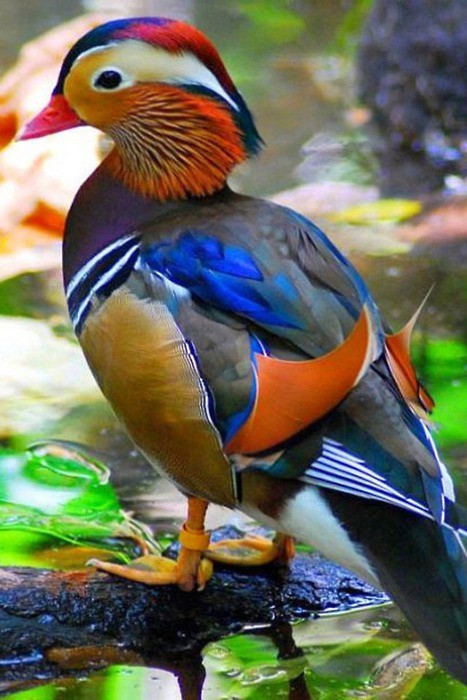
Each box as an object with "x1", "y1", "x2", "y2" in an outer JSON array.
[
  {"x1": 141, "y1": 211, "x2": 375, "y2": 345},
  {"x1": 142, "y1": 233, "x2": 306, "y2": 329}
]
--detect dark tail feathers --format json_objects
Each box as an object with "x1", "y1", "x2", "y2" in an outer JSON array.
[{"x1": 326, "y1": 491, "x2": 467, "y2": 685}]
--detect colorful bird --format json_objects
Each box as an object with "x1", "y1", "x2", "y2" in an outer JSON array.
[{"x1": 19, "y1": 17, "x2": 467, "y2": 683}]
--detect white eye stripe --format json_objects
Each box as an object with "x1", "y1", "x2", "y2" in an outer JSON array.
[
  {"x1": 168, "y1": 76, "x2": 239, "y2": 111},
  {"x1": 71, "y1": 43, "x2": 120, "y2": 67},
  {"x1": 70, "y1": 40, "x2": 240, "y2": 111}
]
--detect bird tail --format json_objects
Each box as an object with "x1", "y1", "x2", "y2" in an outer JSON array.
[{"x1": 326, "y1": 491, "x2": 467, "y2": 684}]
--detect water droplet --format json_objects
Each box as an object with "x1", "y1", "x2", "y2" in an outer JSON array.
[
  {"x1": 208, "y1": 644, "x2": 230, "y2": 659},
  {"x1": 241, "y1": 666, "x2": 287, "y2": 685},
  {"x1": 224, "y1": 667, "x2": 241, "y2": 678}
]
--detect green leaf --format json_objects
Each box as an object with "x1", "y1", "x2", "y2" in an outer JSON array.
[
  {"x1": 0, "y1": 685, "x2": 56, "y2": 700},
  {"x1": 332, "y1": 0, "x2": 374, "y2": 57},
  {"x1": 0, "y1": 446, "x2": 158, "y2": 568}
]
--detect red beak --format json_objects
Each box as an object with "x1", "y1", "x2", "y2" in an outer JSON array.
[{"x1": 17, "y1": 94, "x2": 84, "y2": 140}]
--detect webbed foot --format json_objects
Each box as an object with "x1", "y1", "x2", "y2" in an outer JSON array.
[
  {"x1": 206, "y1": 531, "x2": 295, "y2": 567},
  {"x1": 88, "y1": 497, "x2": 213, "y2": 591}
]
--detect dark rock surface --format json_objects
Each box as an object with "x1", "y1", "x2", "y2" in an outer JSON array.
[{"x1": 0, "y1": 532, "x2": 387, "y2": 684}]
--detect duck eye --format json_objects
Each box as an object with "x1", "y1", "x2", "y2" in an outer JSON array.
[{"x1": 93, "y1": 69, "x2": 124, "y2": 90}]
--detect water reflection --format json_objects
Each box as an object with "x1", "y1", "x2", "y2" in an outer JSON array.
[{"x1": 3, "y1": 609, "x2": 462, "y2": 699}]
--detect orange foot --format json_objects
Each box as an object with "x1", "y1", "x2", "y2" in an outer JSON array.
[
  {"x1": 88, "y1": 497, "x2": 295, "y2": 589},
  {"x1": 88, "y1": 497, "x2": 213, "y2": 592},
  {"x1": 206, "y1": 531, "x2": 295, "y2": 567},
  {"x1": 88, "y1": 526, "x2": 213, "y2": 591}
]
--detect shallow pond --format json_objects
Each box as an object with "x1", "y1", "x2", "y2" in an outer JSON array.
[{"x1": 0, "y1": 0, "x2": 466, "y2": 698}]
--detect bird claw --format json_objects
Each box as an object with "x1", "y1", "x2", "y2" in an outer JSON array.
[{"x1": 87, "y1": 552, "x2": 213, "y2": 591}]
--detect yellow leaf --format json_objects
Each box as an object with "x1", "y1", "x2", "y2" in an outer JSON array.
[{"x1": 330, "y1": 199, "x2": 422, "y2": 224}]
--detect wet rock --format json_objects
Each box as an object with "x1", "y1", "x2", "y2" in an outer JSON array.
[{"x1": 0, "y1": 528, "x2": 387, "y2": 681}]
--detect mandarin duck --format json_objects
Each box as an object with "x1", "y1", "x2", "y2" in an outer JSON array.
[{"x1": 19, "y1": 17, "x2": 467, "y2": 683}]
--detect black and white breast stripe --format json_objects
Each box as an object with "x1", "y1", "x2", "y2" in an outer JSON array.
[
  {"x1": 301, "y1": 437, "x2": 455, "y2": 524},
  {"x1": 66, "y1": 235, "x2": 140, "y2": 334}
]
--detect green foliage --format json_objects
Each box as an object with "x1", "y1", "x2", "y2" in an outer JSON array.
[
  {"x1": 0, "y1": 271, "x2": 63, "y2": 321},
  {"x1": 0, "y1": 446, "x2": 158, "y2": 567},
  {"x1": 409, "y1": 669, "x2": 467, "y2": 700},
  {"x1": 412, "y1": 338, "x2": 467, "y2": 449},
  {"x1": 236, "y1": 0, "x2": 305, "y2": 44},
  {"x1": 333, "y1": 0, "x2": 374, "y2": 56},
  {"x1": 210, "y1": 0, "x2": 307, "y2": 93}
]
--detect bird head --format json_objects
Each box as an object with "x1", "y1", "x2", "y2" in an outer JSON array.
[{"x1": 19, "y1": 17, "x2": 263, "y2": 200}]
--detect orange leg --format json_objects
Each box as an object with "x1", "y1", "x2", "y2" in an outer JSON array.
[
  {"x1": 176, "y1": 497, "x2": 212, "y2": 591},
  {"x1": 87, "y1": 497, "x2": 213, "y2": 591}
]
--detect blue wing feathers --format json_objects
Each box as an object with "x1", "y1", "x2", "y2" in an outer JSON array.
[
  {"x1": 140, "y1": 212, "x2": 383, "y2": 354},
  {"x1": 200, "y1": 272, "x2": 300, "y2": 328},
  {"x1": 142, "y1": 231, "x2": 307, "y2": 329},
  {"x1": 145, "y1": 231, "x2": 263, "y2": 280}
]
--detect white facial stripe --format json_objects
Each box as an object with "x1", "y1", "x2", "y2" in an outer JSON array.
[
  {"x1": 165, "y1": 52, "x2": 239, "y2": 111},
  {"x1": 70, "y1": 40, "x2": 239, "y2": 111},
  {"x1": 71, "y1": 43, "x2": 120, "y2": 67}
]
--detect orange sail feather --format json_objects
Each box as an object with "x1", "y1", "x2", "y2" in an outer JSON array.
[
  {"x1": 226, "y1": 305, "x2": 374, "y2": 454},
  {"x1": 385, "y1": 293, "x2": 435, "y2": 417}
]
